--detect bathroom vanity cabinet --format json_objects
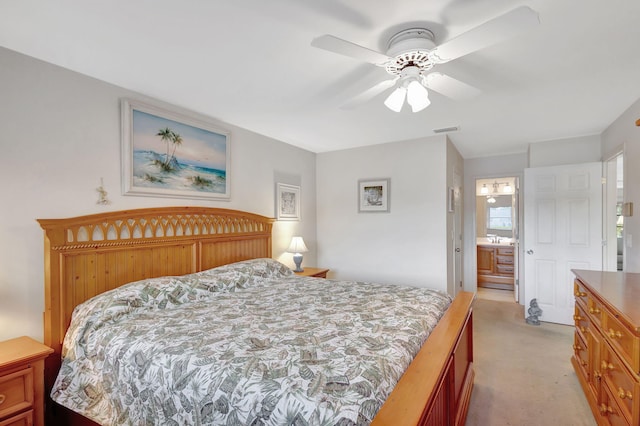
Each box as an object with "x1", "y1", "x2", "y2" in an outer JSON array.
[{"x1": 477, "y1": 244, "x2": 514, "y2": 290}]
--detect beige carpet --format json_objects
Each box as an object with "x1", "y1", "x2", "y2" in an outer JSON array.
[{"x1": 465, "y1": 298, "x2": 597, "y2": 426}]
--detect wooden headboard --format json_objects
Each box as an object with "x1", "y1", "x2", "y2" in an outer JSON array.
[{"x1": 38, "y1": 206, "x2": 274, "y2": 390}]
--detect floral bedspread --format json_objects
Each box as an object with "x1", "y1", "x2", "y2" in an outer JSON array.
[{"x1": 52, "y1": 258, "x2": 452, "y2": 425}]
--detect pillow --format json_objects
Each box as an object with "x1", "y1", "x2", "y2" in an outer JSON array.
[{"x1": 193, "y1": 258, "x2": 293, "y2": 292}]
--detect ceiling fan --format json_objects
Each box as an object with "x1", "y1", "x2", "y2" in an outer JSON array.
[{"x1": 311, "y1": 6, "x2": 539, "y2": 112}]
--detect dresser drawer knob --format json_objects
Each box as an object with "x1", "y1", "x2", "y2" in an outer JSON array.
[
  {"x1": 601, "y1": 360, "x2": 615, "y2": 371},
  {"x1": 599, "y1": 404, "x2": 614, "y2": 415},
  {"x1": 608, "y1": 329, "x2": 622, "y2": 339},
  {"x1": 618, "y1": 387, "x2": 633, "y2": 400},
  {"x1": 573, "y1": 314, "x2": 583, "y2": 322},
  {"x1": 0, "y1": 394, "x2": 4, "y2": 405},
  {"x1": 589, "y1": 307, "x2": 600, "y2": 314},
  {"x1": 574, "y1": 290, "x2": 587, "y2": 297},
  {"x1": 572, "y1": 344, "x2": 582, "y2": 352}
]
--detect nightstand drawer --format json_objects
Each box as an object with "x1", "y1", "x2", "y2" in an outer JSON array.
[
  {"x1": 0, "y1": 409, "x2": 33, "y2": 426},
  {"x1": 0, "y1": 367, "x2": 33, "y2": 420},
  {"x1": 0, "y1": 336, "x2": 53, "y2": 426}
]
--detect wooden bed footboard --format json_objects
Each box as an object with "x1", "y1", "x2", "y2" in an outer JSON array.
[
  {"x1": 372, "y1": 291, "x2": 475, "y2": 426},
  {"x1": 39, "y1": 207, "x2": 474, "y2": 426}
]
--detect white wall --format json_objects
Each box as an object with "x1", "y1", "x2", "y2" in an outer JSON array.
[
  {"x1": 316, "y1": 135, "x2": 450, "y2": 291},
  {"x1": 528, "y1": 134, "x2": 601, "y2": 167},
  {"x1": 0, "y1": 47, "x2": 317, "y2": 342},
  {"x1": 602, "y1": 97, "x2": 640, "y2": 272}
]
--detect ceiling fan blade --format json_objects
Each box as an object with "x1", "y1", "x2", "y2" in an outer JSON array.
[
  {"x1": 423, "y1": 73, "x2": 481, "y2": 100},
  {"x1": 429, "y1": 6, "x2": 539, "y2": 64},
  {"x1": 311, "y1": 34, "x2": 392, "y2": 66},
  {"x1": 340, "y1": 78, "x2": 398, "y2": 109}
]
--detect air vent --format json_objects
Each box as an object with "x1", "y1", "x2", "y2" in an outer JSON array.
[{"x1": 433, "y1": 126, "x2": 459, "y2": 134}]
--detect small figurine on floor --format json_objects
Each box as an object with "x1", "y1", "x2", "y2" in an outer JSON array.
[{"x1": 526, "y1": 298, "x2": 543, "y2": 325}]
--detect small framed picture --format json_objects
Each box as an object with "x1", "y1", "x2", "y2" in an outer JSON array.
[
  {"x1": 276, "y1": 183, "x2": 301, "y2": 220},
  {"x1": 448, "y1": 187, "x2": 455, "y2": 212},
  {"x1": 358, "y1": 178, "x2": 390, "y2": 213}
]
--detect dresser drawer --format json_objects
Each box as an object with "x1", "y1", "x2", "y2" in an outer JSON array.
[
  {"x1": 574, "y1": 279, "x2": 590, "y2": 307},
  {"x1": 600, "y1": 384, "x2": 630, "y2": 426},
  {"x1": 574, "y1": 304, "x2": 589, "y2": 337},
  {"x1": 0, "y1": 367, "x2": 33, "y2": 420},
  {"x1": 600, "y1": 342, "x2": 637, "y2": 423},
  {"x1": 496, "y1": 255, "x2": 514, "y2": 265},
  {"x1": 573, "y1": 332, "x2": 589, "y2": 379},
  {"x1": 0, "y1": 409, "x2": 33, "y2": 426},
  {"x1": 602, "y1": 311, "x2": 640, "y2": 375}
]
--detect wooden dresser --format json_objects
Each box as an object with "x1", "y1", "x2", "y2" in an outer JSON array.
[
  {"x1": 571, "y1": 269, "x2": 640, "y2": 426},
  {"x1": 0, "y1": 336, "x2": 53, "y2": 426},
  {"x1": 477, "y1": 244, "x2": 514, "y2": 290}
]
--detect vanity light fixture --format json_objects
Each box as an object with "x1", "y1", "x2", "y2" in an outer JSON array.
[
  {"x1": 480, "y1": 184, "x2": 489, "y2": 195},
  {"x1": 503, "y1": 182, "x2": 512, "y2": 193}
]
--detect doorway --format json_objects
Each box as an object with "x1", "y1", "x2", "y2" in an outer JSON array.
[
  {"x1": 604, "y1": 152, "x2": 624, "y2": 271},
  {"x1": 475, "y1": 177, "x2": 519, "y2": 303}
]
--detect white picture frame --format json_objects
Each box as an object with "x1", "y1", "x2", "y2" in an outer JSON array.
[
  {"x1": 276, "y1": 183, "x2": 301, "y2": 220},
  {"x1": 448, "y1": 187, "x2": 455, "y2": 212},
  {"x1": 121, "y1": 98, "x2": 231, "y2": 200},
  {"x1": 358, "y1": 178, "x2": 390, "y2": 213}
]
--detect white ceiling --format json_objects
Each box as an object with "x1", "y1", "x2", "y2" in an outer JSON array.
[{"x1": 2, "y1": 0, "x2": 639, "y2": 158}]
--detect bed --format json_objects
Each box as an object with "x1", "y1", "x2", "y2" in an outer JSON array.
[{"x1": 38, "y1": 207, "x2": 474, "y2": 425}]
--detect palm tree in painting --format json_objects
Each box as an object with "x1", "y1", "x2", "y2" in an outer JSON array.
[
  {"x1": 156, "y1": 127, "x2": 174, "y2": 167},
  {"x1": 168, "y1": 131, "x2": 183, "y2": 166},
  {"x1": 155, "y1": 127, "x2": 183, "y2": 171}
]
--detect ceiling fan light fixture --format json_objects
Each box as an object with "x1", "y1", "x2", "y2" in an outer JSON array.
[
  {"x1": 384, "y1": 86, "x2": 407, "y2": 112},
  {"x1": 406, "y1": 80, "x2": 430, "y2": 112}
]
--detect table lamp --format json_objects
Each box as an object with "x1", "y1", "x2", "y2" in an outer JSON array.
[{"x1": 287, "y1": 236, "x2": 308, "y2": 272}]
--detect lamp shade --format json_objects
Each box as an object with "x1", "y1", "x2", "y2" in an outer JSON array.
[
  {"x1": 384, "y1": 87, "x2": 407, "y2": 112},
  {"x1": 286, "y1": 236, "x2": 308, "y2": 254},
  {"x1": 406, "y1": 80, "x2": 430, "y2": 112}
]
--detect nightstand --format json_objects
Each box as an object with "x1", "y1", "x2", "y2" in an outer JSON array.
[
  {"x1": 0, "y1": 336, "x2": 53, "y2": 426},
  {"x1": 294, "y1": 267, "x2": 329, "y2": 278}
]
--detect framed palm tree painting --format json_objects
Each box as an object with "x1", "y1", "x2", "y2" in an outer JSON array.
[{"x1": 121, "y1": 98, "x2": 231, "y2": 200}]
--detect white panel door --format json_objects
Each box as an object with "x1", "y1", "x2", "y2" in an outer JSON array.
[{"x1": 523, "y1": 162, "x2": 602, "y2": 325}]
